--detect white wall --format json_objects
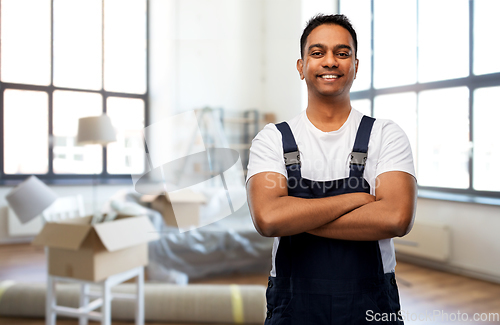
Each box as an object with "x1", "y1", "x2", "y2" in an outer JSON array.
[
  {"x1": 410, "y1": 198, "x2": 500, "y2": 282},
  {"x1": 176, "y1": 0, "x2": 265, "y2": 113},
  {"x1": 150, "y1": 0, "x2": 267, "y2": 119},
  {"x1": 149, "y1": 0, "x2": 178, "y2": 123},
  {"x1": 262, "y1": 0, "x2": 303, "y2": 122},
  {"x1": 149, "y1": 0, "x2": 304, "y2": 123}
]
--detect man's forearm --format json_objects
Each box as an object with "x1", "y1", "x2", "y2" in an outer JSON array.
[
  {"x1": 307, "y1": 172, "x2": 417, "y2": 241},
  {"x1": 250, "y1": 192, "x2": 374, "y2": 237},
  {"x1": 307, "y1": 198, "x2": 411, "y2": 241}
]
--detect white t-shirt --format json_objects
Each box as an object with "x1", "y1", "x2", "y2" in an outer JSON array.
[{"x1": 246, "y1": 108, "x2": 416, "y2": 276}]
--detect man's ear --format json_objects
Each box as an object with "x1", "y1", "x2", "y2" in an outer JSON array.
[
  {"x1": 297, "y1": 59, "x2": 304, "y2": 80},
  {"x1": 354, "y1": 58, "x2": 359, "y2": 79}
]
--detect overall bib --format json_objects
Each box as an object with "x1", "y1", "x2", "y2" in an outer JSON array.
[{"x1": 265, "y1": 116, "x2": 404, "y2": 325}]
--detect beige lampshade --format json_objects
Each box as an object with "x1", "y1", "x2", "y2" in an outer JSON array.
[
  {"x1": 6, "y1": 176, "x2": 58, "y2": 224},
  {"x1": 76, "y1": 115, "x2": 117, "y2": 145}
]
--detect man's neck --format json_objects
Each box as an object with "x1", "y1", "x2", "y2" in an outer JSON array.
[{"x1": 306, "y1": 94, "x2": 352, "y2": 132}]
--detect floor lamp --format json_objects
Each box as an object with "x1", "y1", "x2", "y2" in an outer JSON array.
[
  {"x1": 6, "y1": 175, "x2": 58, "y2": 224},
  {"x1": 76, "y1": 114, "x2": 116, "y2": 224}
]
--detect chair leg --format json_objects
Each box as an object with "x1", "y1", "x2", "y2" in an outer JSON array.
[
  {"x1": 46, "y1": 276, "x2": 56, "y2": 325},
  {"x1": 79, "y1": 283, "x2": 89, "y2": 325},
  {"x1": 135, "y1": 268, "x2": 145, "y2": 325},
  {"x1": 102, "y1": 281, "x2": 112, "y2": 325}
]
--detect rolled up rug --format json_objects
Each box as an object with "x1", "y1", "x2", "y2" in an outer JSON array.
[{"x1": 0, "y1": 281, "x2": 266, "y2": 324}]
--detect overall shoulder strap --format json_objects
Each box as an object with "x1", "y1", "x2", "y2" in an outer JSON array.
[
  {"x1": 275, "y1": 122, "x2": 302, "y2": 180},
  {"x1": 349, "y1": 115, "x2": 376, "y2": 178}
]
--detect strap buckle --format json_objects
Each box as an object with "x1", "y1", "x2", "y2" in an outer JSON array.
[
  {"x1": 350, "y1": 152, "x2": 367, "y2": 165},
  {"x1": 284, "y1": 151, "x2": 301, "y2": 166}
]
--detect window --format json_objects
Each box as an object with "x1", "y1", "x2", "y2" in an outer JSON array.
[
  {"x1": 340, "y1": 0, "x2": 500, "y2": 198},
  {"x1": 0, "y1": 0, "x2": 148, "y2": 183}
]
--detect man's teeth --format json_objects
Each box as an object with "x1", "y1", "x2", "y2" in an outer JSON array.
[{"x1": 320, "y1": 75, "x2": 338, "y2": 79}]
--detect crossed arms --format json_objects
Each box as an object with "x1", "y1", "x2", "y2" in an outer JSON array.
[{"x1": 246, "y1": 171, "x2": 417, "y2": 241}]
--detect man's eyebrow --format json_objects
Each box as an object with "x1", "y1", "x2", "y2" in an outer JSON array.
[
  {"x1": 307, "y1": 43, "x2": 326, "y2": 52},
  {"x1": 307, "y1": 43, "x2": 353, "y2": 53},
  {"x1": 334, "y1": 44, "x2": 352, "y2": 52}
]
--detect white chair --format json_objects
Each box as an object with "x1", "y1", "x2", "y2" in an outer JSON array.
[{"x1": 42, "y1": 195, "x2": 145, "y2": 325}]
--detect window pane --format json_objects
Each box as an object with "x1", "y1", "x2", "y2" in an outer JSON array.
[
  {"x1": 0, "y1": 0, "x2": 51, "y2": 85},
  {"x1": 473, "y1": 87, "x2": 500, "y2": 191},
  {"x1": 418, "y1": 87, "x2": 469, "y2": 188},
  {"x1": 104, "y1": 0, "x2": 147, "y2": 94},
  {"x1": 374, "y1": 0, "x2": 417, "y2": 88},
  {"x1": 418, "y1": 0, "x2": 469, "y2": 83},
  {"x1": 53, "y1": 0, "x2": 102, "y2": 90},
  {"x1": 374, "y1": 92, "x2": 417, "y2": 170},
  {"x1": 351, "y1": 99, "x2": 371, "y2": 117},
  {"x1": 340, "y1": 0, "x2": 371, "y2": 91},
  {"x1": 474, "y1": 0, "x2": 500, "y2": 75},
  {"x1": 52, "y1": 90, "x2": 103, "y2": 174},
  {"x1": 4, "y1": 90, "x2": 49, "y2": 174},
  {"x1": 107, "y1": 97, "x2": 146, "y2": 175}
]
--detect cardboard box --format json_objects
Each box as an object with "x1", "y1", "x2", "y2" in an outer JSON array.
[
  {"x1": 141, "y1": 189, "x2": 206, "y2": 229},
  {"x1": 32, "y1": 215, "x2": 160, "y2": 281}
]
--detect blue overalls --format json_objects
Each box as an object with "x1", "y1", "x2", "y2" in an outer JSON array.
[{"x1": 265, "y1": 116, "x2": 404, "y2": 324}]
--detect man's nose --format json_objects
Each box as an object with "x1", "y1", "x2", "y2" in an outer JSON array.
[{"x1": 322, "y1": 52, "x2": 338, "y2": 69}]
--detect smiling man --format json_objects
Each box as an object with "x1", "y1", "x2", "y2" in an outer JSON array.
[{"x1": 246, "y1": 14, "x2": 417, "y2": 324}]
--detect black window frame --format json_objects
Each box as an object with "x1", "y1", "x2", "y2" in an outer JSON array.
[
  {"x1": 0, "y1": 0, "x2": 149, "y2": 185},
  {"x1": 339, "y1": 0, "x2": 500, "y2": 200}
]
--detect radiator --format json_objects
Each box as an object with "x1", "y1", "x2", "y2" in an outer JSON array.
[
  {"x1": 7, "y1": 207, "x2": 43, "y2": 237},
  {"x1": 394, "y1": 221, "x2": 451, "y2": 262}
]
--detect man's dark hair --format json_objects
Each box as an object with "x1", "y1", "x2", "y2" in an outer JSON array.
[{"x1": 300, "y1": 14, "x2": 358, "y2": 59}]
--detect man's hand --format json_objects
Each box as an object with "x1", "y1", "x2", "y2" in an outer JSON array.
[
  {"x1": 247, "y1": 172, "x2": 375, "y2": 237},
  {"x1": 307, "y1": 171, "x2": 417, "y2": 241}
]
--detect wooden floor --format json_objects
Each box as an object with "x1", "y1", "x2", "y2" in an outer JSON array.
[{"x1": 1, "y1": 244, "x2": 499, "y2": 324}]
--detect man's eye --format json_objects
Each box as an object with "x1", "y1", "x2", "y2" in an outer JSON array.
[
  {"x1": 338, "y1": 52, "x2": 350, "y2": 57},
  {"x1": 311, "y1": 52, "x2": 322, "y2": 56}
]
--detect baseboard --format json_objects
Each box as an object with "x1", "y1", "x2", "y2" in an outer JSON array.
[
  {"x1": 396, "y1": 253, "x2": 500, "y2": 285},
  {"x1": 0, "y1": 236, "x2": 34, "y2": 245}
]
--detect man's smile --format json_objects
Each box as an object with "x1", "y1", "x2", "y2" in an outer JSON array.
[{"x1": 317, "y1": 73, "x2": 343, "y2": 81}]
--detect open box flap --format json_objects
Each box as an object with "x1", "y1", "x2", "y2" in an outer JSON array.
[
  {"x1": 32, "y1": 222, "x2": 92, "y2": 250},
  {"x1": 93, "y1": 215, "x2": 160, "y2": 252}
]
